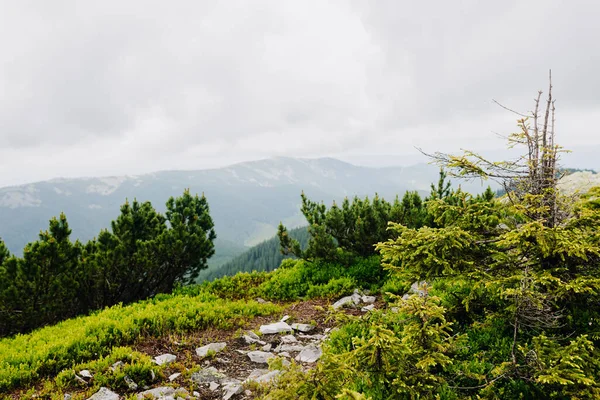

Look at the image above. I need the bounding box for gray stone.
[153,353,177,365]
[193,391,200,397]
[332,293,361,310]
[298,333,326,341]
[259,321,292,334]
[279,351,291,358]
[280,334,298,343]
[296,345,322,363]
[110,361,124,371]
[276,344,305,353]
[222,380,243,400]
[209,382,219,391]
[87,387,119,400]
[191,366,227,384]
[79,369,93,379]
[261,343,272,352]
[64,395,72,400]
[256,298,267,303]
[242,331,266,345]
[280,315,290,322]
[361,304,375,312]
[196,342,227,358]
[291,323,315,333]
[247,350,276,364]
[361,295,376,304]
[136,387,188,399]
[245,369,282,384]
[168,372,181,382]
[124,375,138,390]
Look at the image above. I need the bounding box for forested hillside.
[197,226,310,282]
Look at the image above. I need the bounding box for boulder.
[247,350,276,364]
[153,353,177,366]
[291,323,315,333]
[296,345,322,363]
[196,342,227,358]
[259,321,293,334]
[87,387,119,400]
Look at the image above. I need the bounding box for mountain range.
[0,157,496,266]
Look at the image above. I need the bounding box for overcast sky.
[1,0,599,187]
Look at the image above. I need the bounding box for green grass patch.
[0,292,281,392]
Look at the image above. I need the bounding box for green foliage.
[0,290,281,392]
[0,214,83,335]
[0,190,216,337]
[278,190,432,263]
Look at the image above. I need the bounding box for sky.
[1,0,599,187]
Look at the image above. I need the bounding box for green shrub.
[0,293,281,392]
[306,277,356,299]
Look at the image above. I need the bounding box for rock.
[153,353,177,366]
[137,387,188,399]
[279,351,291,358]
[209,382,219,391]
[74,374,87,385]
[87,387,119,400]
[245,390,253,396]
[280,315,290,322]
[150,370,156,381]
[410,281,428,296]
[296,345,322,363]
[110,361,124,371]
[222,380,243,400]
[261,343,272,352]
[291,323,315,333]
[298,333,326,341]
[245,369,282,384]
[79,369,93,379]
[361,304,375,312]
[168,372,181,382]
[361,295,376,304]
[276,344,305,353]
[64,395,72,400]
[124,375,138,390]
[191,366,227,384]
[280,334,298,343]
[196,342,227,358]
[259,321,293,334]
[256,297,267,303]
[247,350,276,364]
[332,293,361,310]
[193,391,200,397]
[235,349,248,355]
[243,331,266,345]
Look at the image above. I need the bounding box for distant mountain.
[0,157,493,265]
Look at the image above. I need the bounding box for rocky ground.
[27,291,381,400]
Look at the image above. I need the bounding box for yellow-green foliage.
[0,292,281,392]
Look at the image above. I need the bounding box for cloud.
[1,0,599,187]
